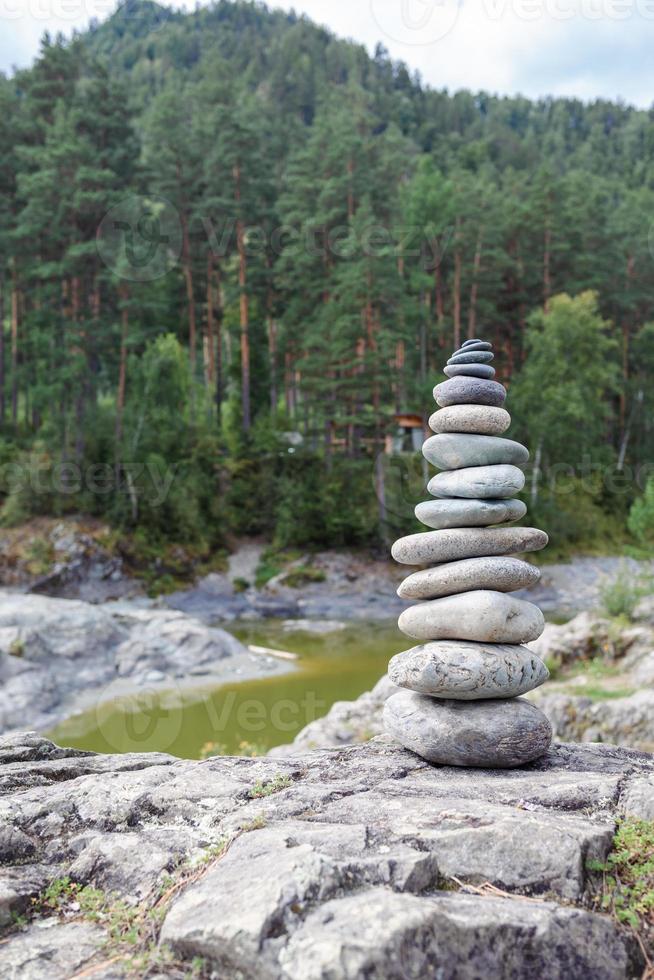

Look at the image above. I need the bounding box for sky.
[1,0,653,107]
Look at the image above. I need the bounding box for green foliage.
[282,566,326,588]
[628,479,654,546]
[247,774,292,798]
[1,2,654,556]
[599,567,653,619]
[588,820,654,942]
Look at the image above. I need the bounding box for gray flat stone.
[462,338,488,347]
[392,526,549,565]
[415,498,526,530]
[384,690,553,767]
[398,556,541,600]
[448,350,494,365]
[429,464,525,499]
[423,434,529,470]
[453,341,492,354]
[444,363,496,379]
[434,377,506,408]
[388,640,549,698]
[429,405,511,436]
[398,591,545,644]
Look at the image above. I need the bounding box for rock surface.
[384,690,553,767]
[422,433,529,470]
[0,731,650,978]
[398,591,545,643]
[398,557,540,599]
[444,363,496,379]
[415,498,527,530]
[429,405,511,435]
[392,527,549,566]
[434,377,507,408]
[0,591,289,735]
[388,641,549,698]
[428,463,526,499]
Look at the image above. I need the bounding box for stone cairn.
[383,338,553,768]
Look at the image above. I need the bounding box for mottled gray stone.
[429,463,526,499]
[392,526,549,565]
[429,405,511,436]
[453,340,492,354]
[434,377,506,408]
[384,690,553,767]
[388,641,549,699]
[448,350,494,365]
[423,434,529,470]
[443,363,496,379]
[0,731,648,978]
[398,590,545,644]
[398,556,541,600]
[415,498,526,530]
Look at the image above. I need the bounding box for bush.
[628,479,654,546]
[599,566,653,620]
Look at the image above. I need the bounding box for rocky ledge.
[0,732,652,978]
[0,592,289,735]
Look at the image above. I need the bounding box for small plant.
[282,565,326,588]
[588,819,654,945]
[247,774,292,798]
[599,567,653,620]
[232,576,250,593]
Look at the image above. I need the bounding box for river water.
[48,620,405,759]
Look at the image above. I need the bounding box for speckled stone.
[428,464,525,499]
[423,434,529,470]
[398,590,545,644]
[434,377,506,408]
[429,405,511,436]
[397,556,540,600]
[388,640,549,699]
[447,351,494,366]
[452,340,492,354]
[391,526,548,566]
[443,363,496,380]
[415,498,526,530]
[383,690,553,767]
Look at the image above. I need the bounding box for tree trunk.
[115,285,129,446]
[181,212,196,377]
[619,254,635,441]
[0,273,5,426]
[530,438,543,506]
[205,252,216,394]
[452,218,462,350]
[10,261,19,426]
[468,228,484,338]
[233,162,250,432]
[543,218,552,313]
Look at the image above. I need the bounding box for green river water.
[48,620,404,759]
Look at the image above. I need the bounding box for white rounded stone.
[391,527,548,566]
[429,405,511,436]
[383,690,552,767]
[423,434,529,470]
[397,591,545,644]
[415,498,526,530]
[388,640,549,698]
[397,557,540,600]
[428,464,525,499]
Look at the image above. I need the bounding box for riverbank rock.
[384,691,553,767]
[0,591,288,735]
[0,731,650,978]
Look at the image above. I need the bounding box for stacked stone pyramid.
[383,338,553,768]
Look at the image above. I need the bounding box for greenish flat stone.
[434,378,506,408]
[443,363,496,380]
[428,464,525,499]
[448,351,495,365]
[423,434,529,470]
[397,590,545,644]
[398,556,540,599]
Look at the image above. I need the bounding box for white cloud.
[0,0,652,108]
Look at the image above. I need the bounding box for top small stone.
[452,341,492,355]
